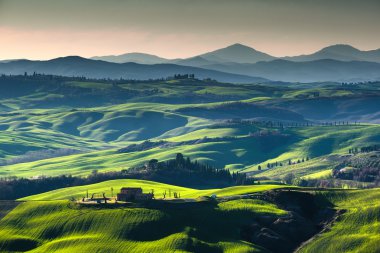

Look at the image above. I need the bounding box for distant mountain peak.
[91,52,169,64]
[48,56,89,62]
[199,43,276,64]
[216,43,262,53]
[319,44,360,53]
[284,44,380,63]
[225,43,252,49]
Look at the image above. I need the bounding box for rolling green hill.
[0,181,379,253]
[2,123,379,179]
[0,199,276,252]
[1,180,289,253]
[20,179,287,201]
[299,188,380,253]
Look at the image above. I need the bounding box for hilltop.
[0,180,378,253]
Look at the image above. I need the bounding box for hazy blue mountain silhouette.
[0,56,267,83]
[283,44,380,63]
[197,43,276,64]
[202,59,380,82]
[91,52,170,64]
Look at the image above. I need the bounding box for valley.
[1,1,379,252]
[0,65,379,253]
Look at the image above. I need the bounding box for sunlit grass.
[299,188,380,253]
[20,179,287,201]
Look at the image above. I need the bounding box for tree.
[284,173,295,185]
[147,159,158,170]
[176,153,185,166]
[258,165,262,171]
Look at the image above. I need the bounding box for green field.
[0,200,275,252]
[299,188,380,253]
[1,181,379,252]
[1,180,290,253]
[1,78,379,181]
[20,179,287,201]
[0,77,379,252]
[2,123,379,178]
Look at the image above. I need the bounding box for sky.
[0,0,379,60]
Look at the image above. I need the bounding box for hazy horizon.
[1,0,380,60]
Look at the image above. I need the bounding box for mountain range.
[91,53,170,64]
[92,43,380,65]
[1,43,380,83]
[283,44,380,62]
[0,56,266,83]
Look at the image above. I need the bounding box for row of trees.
[0,171,129,200]
[349,145,380,154]
[0,153,255,200]
[131,153,254,187]
[172,74,195,80]
[333,167,380,183]
[226,119,360,129]
[281,172,379,188]
[258,157,310,171]
[1,73,170,85]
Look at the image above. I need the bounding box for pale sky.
[0,0,379,60]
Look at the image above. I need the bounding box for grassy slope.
[0,186,288,253]
[20,179,286,201]
[299,188,380,253]
[2,184,379,253]
[1,79,379,179]
[2,124,379,178]
[244,124,380,174]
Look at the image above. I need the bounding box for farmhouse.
[117,187,154,201]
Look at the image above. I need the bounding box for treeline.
[293,178,377,188]
[118,137,237,153]
[333,150,380,183]
[225,118,359,129]
[281,172,379,188]
[0,72,202,85]
[258,157,310,171]
[127,153,252,187]
[0,171,129,200]
[0,74,161,105]
[0,153,253,200]
[341,81,380,87]
[333,167,380,184]
[0,72,169,84]
[349,144,380,154]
